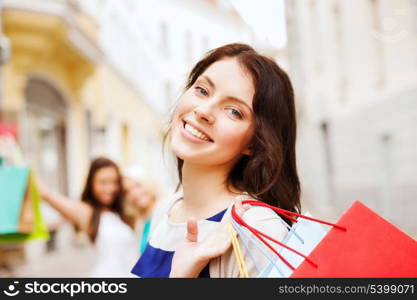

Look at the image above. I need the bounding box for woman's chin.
[170,140,191,160]
[171,148,190,161]
[99,199,114,207]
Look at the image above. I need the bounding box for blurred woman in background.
[37,157,138,277]
[123,176,159,255]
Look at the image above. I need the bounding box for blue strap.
[139,218,152,254]
[279,218,304,245]
[230,217,286,276]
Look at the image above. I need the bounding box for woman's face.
[124,178,154,209]
[92,166,120,206]
[170,58,255,168]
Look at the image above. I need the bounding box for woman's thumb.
[186,218,198,243]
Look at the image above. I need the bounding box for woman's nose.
[193,103,215,124]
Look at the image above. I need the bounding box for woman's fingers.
[33,174,47,197]
[199,222,232,259]
[186,218,198,243]
[234,196,251,217]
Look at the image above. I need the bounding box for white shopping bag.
[231,212,327,277]
[258,213,327,277]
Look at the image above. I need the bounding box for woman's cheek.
[214,131,249,161]
[218,120,251,145]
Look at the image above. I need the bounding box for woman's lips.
[181,120,214,143]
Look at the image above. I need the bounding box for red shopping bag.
[291,201,417,277]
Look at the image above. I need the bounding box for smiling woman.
[36,157,139,277]
[131,43,300,278]
[171,58,255,168]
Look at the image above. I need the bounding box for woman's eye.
[227,108,243,119]
[195,86,208,96]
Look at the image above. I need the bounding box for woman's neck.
[180,161,238,217]
[100,206,112,212]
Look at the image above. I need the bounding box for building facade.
[0,0,277,276]
[0,0,163,274]
[77,0,260,186]
[286,0,417,236]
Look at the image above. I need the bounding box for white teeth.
[184,123,211,141]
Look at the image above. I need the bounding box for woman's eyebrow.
[201,75,215,89]
[226,97,253,113]
[201,74,253,113]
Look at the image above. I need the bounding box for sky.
[230,0,287,49]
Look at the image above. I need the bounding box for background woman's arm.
[36,177,93,232]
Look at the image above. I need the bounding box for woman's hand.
[169,197,251,278]
[33,174,50,199]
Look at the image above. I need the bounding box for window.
[160,23,169,57]
[380,134,393,217]
[369,0,385,88]
[333,0,348,103]
[310,0,322,72]
[185,31,194,63]
[320,121,336,203]
[201,36,209,53]
[165,81,172,107]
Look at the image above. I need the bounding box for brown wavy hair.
[167,43,301,220]
[81,157,134,242]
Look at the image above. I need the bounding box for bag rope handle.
[227,221,249,277]
[231,200,346,271]
[243,200,346,231]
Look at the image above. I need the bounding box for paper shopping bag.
[291,201,417,277]
[0,169,49,243]
[231,200,344,277]
[258,213,327,277]
[229,211,327,278]
[0,166,30,234]
[18,184,35,233]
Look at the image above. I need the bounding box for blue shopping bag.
[0,166,29,234]
[0,165,49,243]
